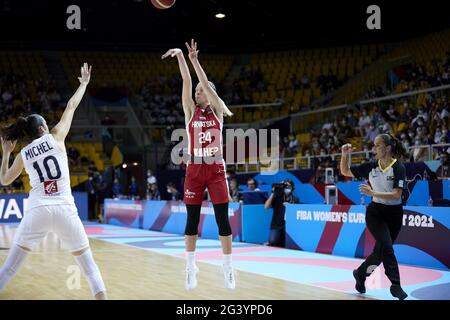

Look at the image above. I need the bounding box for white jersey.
[20,134,75,210]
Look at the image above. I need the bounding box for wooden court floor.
[0,228,370,300]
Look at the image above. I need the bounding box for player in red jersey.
[162,39,235,290]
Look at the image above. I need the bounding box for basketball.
[150,0,176,10]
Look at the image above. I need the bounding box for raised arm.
[51,63,91,143]
[162,49,195,124]
[185,39,233,117]
[264,192,275,209]
[340,143,355,177]
[0,138,23,186]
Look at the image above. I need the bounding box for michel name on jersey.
[24,141,54,160]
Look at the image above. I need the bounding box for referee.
[340,133,408,300]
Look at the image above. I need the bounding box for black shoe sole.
[353,270,366,294]
[390,286,408,300]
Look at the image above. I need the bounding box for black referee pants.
[357,202,403,285]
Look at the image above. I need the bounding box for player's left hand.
[359,184,374,197]
[78,62,92,85]
[161,48,182,59]
[0,136,17,154]
[185,39,199,60]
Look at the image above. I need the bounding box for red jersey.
[187,105,223,159]
[184,105,229,205]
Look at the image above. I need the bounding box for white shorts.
[14,204,89,252]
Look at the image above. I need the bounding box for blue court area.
[86,223,450,300]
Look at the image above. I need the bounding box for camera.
[272,180,294,198]
[272,183,285,197]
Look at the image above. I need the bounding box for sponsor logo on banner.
[106,203,143,210]
[0,198,24,220]
[1,194,86,222]
[296,210,365,224]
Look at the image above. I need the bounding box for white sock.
[0,245,28,291]
[186,251,196,269]
[223,254,232,267]
[74,248,106,296]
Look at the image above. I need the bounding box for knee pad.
[213,203,232,237]
[185,205,201,236]
[74,248,106,296]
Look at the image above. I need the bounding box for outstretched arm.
[0,138,23,186]
[51,63,92,143]
[162,49,195,124]
[186,39,233,117]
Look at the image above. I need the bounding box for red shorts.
[184,162,229,205]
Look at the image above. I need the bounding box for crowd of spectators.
[228,67,342,106]
[362,52,450,101]
[135,75,224,126]
[0,72,67,193]
[296,91,449,180]
[0,73,64,125]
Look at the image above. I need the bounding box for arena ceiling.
[1,0,449,52]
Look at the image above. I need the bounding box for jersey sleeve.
[393,162,407,190]
[350,162,374,180]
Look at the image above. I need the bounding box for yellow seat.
[396,122,407,134]
[94,159,104,171]
[313,88,321,99]
[70,176,78,187]
[302,95,311,106]
[244,111,253,123]
[78,175,89,184]
[253,111,262,122]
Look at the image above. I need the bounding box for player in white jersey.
[0,63,107,300]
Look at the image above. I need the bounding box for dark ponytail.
[0,114,45,143]
[379,133,409,159]
[392,138,409,160]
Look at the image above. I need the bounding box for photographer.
[264,180,299,247]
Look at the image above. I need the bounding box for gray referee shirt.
[350,159,406,205]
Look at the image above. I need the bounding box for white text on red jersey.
[191,120,216,128]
